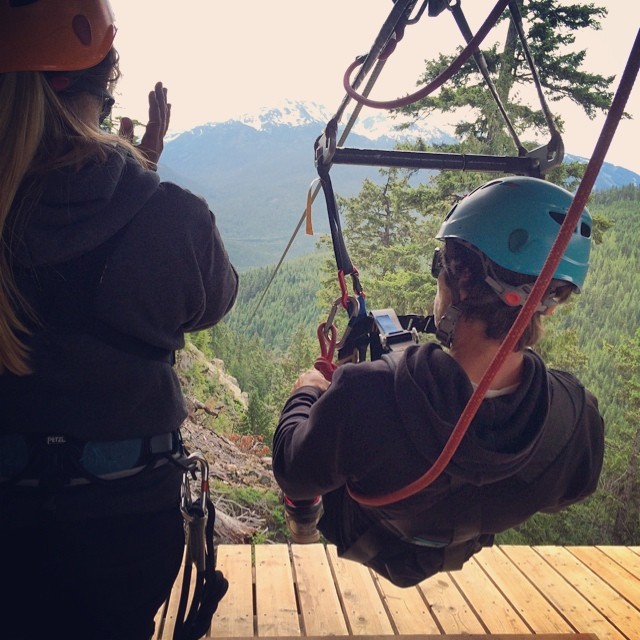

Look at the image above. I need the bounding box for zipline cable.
[347,27,640,507]
[251,0,419,316]
[250,59,389,318]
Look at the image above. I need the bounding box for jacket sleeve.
[272,366,362,500]
[96,182,238,349]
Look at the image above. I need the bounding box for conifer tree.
[400,0,613,162]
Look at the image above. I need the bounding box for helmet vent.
[508,228,529,253]
[72,15,93,46]
[549,210,592,238]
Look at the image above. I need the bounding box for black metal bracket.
[315,133,564,178]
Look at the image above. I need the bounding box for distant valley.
[157,101,640,270]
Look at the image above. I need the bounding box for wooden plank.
[254,544,300,636]
[153,599,168,640]
[419,571,486,635]
[474,546,575,634]
[598,546,640,581]
[209,544,254,638]
[372,573,440,634]
[448,553,531,634]
[326,544,395,635]
[502,545,627,640]
[209,634,600,639]
[536,546,640,640]
[291,543,349,636]
[568,546,640,610]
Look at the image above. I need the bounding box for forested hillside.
[224,251,328,352]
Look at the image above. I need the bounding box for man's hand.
[118,81,171,169]
[291,368,331,394]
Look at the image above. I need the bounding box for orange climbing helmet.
[0,0,116,74]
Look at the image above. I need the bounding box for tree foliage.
[401,0,612,151]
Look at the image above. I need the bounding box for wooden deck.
[154,544,640,640]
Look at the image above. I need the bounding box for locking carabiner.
[323,295,360,349]
[180,452,210,572]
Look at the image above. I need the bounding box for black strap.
[316,156,356,278]
[174,498,229,640]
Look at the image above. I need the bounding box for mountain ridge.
[158,100,640,270]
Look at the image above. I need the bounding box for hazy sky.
[109,1,639,174]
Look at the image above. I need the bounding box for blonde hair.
[0,53,145,375]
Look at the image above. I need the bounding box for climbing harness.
[0,431,182,488]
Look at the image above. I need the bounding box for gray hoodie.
[2,148,238,440]
[273,342,604,586]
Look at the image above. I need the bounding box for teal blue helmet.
[436,176,592,290]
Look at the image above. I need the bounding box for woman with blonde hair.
[0,2,238,638]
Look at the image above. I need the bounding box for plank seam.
[286,543,306,635]
[324,545,355,635]
[445,570,491,635]
[493,545,579,634]
[370,570,401,635]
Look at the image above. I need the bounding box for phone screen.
[376,314,402,335]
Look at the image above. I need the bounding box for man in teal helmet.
[273,176,604,588]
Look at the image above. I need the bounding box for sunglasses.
[431,247,443,279]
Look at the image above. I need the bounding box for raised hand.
[118,81,171,169]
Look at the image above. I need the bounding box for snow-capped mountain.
[199,99,456,145]
[158,100,639,270]
[235,100,332,131]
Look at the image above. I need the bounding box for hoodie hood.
[11,148,160,266]
[394,343,550,486]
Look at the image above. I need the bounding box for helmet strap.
[435,304,463,348]
[482,261,556,314]
[459,241,558,314]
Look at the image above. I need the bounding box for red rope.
[348,28,640,507]
[343,0,510,110]
[315,323,338,382]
